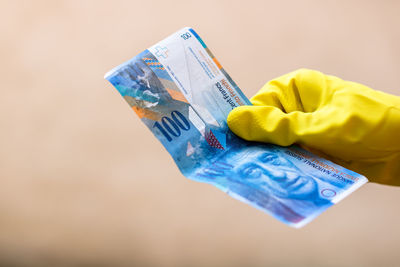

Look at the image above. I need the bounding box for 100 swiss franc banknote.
[105,27,368,227]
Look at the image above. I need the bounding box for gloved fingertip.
[227,105,276,141]
[227,105,301,145]
[227,106,252,134]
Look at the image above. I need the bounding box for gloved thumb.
[227,105,321,147]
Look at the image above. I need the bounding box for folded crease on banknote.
[105,27,367,228]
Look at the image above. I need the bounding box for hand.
[227,69,400,186]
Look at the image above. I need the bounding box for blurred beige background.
[1,0,400,266]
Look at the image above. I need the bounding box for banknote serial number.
[153,110,191,142]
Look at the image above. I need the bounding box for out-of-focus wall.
[1,0,399,266]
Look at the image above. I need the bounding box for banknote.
[105,27,368,227]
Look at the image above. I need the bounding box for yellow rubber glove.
[227,69,400,186]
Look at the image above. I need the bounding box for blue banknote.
[105,27,367,227]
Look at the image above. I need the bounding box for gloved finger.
[227,104,327,146]
[251,69,334,113]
